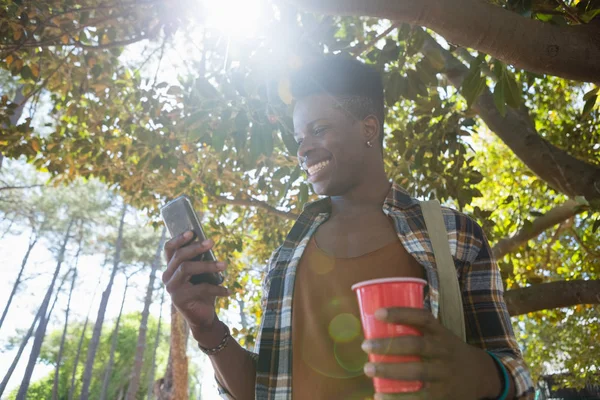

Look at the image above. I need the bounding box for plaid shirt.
[219,183,535,399]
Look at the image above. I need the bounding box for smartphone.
[160,195,224,286]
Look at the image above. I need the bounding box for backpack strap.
[420,200,466,342]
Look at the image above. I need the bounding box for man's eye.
[313,127,328,136]
[295,138,303,145]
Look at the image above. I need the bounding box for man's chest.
[312,213,425,279]
[314,213,399,257]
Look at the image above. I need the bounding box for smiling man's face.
[293,94,371,196]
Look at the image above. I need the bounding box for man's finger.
[375,307,440,334]
[362,335,447,359]
[162,238,215,284]
[165,260,226,292]
[164,231,194,262]
[373,390,430,400]
[364,361,446,383]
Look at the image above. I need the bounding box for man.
[162,57,535,399]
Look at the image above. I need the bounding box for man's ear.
[362,115,380,145]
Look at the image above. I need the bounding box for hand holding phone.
[160,196,224,286]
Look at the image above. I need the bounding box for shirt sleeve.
[216,247,281,398]
[461,219,536,399]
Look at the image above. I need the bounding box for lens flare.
[328,313,361,343]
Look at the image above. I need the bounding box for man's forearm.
[473,347,516,399]
[191,320,256,400]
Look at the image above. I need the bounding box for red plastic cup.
[352,277,427,394]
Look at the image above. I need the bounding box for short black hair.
[290,56,385,149]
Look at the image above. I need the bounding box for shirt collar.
[301,182,418,215]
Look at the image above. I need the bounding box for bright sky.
[0,218,236,398]
[1,0,267,396]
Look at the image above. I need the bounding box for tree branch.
[212,193,298,220]
[351,22,400,57]
[569,227,600,257]
[492,199,586,258]
[18,49,75,108]
[72,35,151,49]
[0,185,43,192]
[289,0,600,82]
[504,279,600,316]
[420,31,600,202]
[553,0,584,24]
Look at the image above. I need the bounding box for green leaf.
[195,76,219,98]
[280,130,299,155]
[20,65,33,80]
[461,63,486,108]
[298,183,309,207]
[233,130,247,153]
[493,81,507,117]
[386,73,406,106]
[469,171,484,184]
[581,8,600,23]
[593,218,600,234]
[167,86,184,96]
[280,165,301,202]
[249,126,262,165]
[249,124,274,165]
[212,120,231,152]
[273,167,290,181]
[583,88,598,102]
[186,110,208,131]
[503,72,522,108]
[461,118,476,127]
[425,48,446,71]
[406,70,428,98]
[492,60,504,82]
[582,95,597,118]
[535,13,553,22]
[235,111,249,131]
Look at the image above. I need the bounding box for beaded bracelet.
[198,323,231,356]
[486,351,510,400]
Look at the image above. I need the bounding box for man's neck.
[329,173,392,219]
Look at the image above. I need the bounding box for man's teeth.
[307,160,330,175]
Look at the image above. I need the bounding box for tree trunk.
[154,304,189,400]
[419,31,600,202]
[1,216,16,240]
[99,281,129,400]
[68,261,108,400]
[52,268,78,400]
[147,289,166,400]
[0,229,38,331]
[0,306,41,397]
[80,203,127,400]
[170,305,189,400]
[126,228,166,400]
[505,279,600,315]
[52,228,83,400]
[0,276,69,397]
[16,219,74,400]
[492,199,585,259]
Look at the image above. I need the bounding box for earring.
[366,140,373,148]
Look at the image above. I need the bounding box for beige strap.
[420,200,466,341]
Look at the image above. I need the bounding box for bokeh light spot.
[328,313,361,343]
